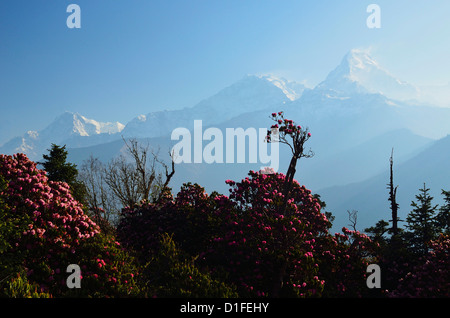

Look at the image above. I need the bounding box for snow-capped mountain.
[0,112,124,161]
[2,49,450,182]
[2,48,445,235]
[37,112,124,139]
[121,74,308,138]
[0,75,306,160]
[315,49,421,102]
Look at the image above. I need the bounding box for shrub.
[117,183,219,263]
[0,153,139,297]
[141,233,237,298]
[389,234,450,297]
[118,170,376,297]
[2,272,51,298]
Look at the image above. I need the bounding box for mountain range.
[1,48,449,233]
[0,112,124,160]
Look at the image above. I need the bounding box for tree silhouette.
[387,148,400,237]
[436,189,450,234]
[267,112,313,211]
[40,144,86,204]
[405,183,439,255]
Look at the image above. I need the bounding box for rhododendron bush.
[118,170,376,297]
[117,112,378,297]
[0,153,139,297]
[388,234,450,297]
[2,110,448,298]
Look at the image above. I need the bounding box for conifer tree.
[40,144,86,204]
[436,189,450,234]
[405,183,439,255]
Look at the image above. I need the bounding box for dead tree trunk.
[388,148,399,237]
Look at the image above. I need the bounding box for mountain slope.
[297,128,432,189]
[0,112,124,161]
[315,49,421,102]
[2,49,450,235]
[318,134,450,233]
[121,75,307,138]
[64,49,449,205]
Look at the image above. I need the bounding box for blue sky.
[1,0,450,144]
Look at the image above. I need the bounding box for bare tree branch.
[347,209,358,232]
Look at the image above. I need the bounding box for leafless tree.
[79,138,175,226]
[116,137,175,205]
[104,153,142,209]
[347,209,358,231]
[387,148,399,236]
[79,155,121,226]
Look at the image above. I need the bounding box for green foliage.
[436,189,450,234]
[1,134,449,298]
[389,234,450,297]
[405,183,439,255]
[365,219,390,247]
[61,233,141,297]
[40,144,87,204]
[118,172,376,298]
[142,233,237,298]
[0,175,31,292]
[0,153,139,298]
[364,185,450,296]
[2,272,51,298]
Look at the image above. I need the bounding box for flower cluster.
[267,111,311,142]
[0,153,98,256]
[117,182,216,262]
[209,171,377,297]
[117,169,376,297]
[209,170,328,297]
[315,227,377,297]
[388,234,450,297]
[0,153,139,296]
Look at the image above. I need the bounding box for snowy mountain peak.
[344,49,381,80]
[316,49,421,101]
[256,74,306,101]
[121,74,308,138]
[48,111,125,137]
[0,111,125,161]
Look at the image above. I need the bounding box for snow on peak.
[344,49,381,79]
[26,130,39,139]
[52,112,124,137]
[257,74,306,101]
[121,74,308,139]
[0,111,126,161]
[78,114,125,135]
[316,49,421,101]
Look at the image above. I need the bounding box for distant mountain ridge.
[120,74,307,139]
[0,112,124,160]
[316,49,421,102]
[1,74,307,161]
[3,49,448,233]
[318,134,450,233]
[3,50,449,162]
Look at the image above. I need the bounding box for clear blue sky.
[1,0,450,144]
